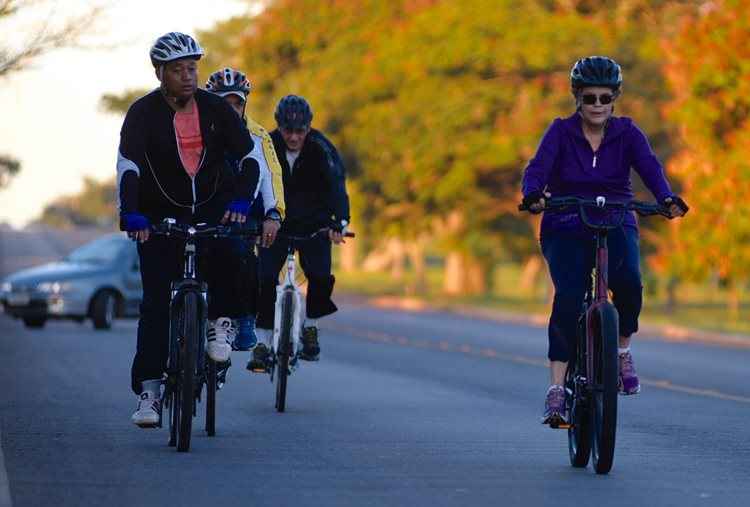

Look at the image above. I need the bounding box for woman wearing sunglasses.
[520,56,688,426]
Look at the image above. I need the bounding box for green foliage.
[100,89,150,115]
[37,177,117,228]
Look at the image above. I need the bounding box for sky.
[0,0,255,228]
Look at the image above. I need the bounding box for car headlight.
[36,281,71,293]
[0,282,10,293]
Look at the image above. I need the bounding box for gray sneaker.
[542,385,567,426]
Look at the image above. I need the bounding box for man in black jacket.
[118,32,261,427]
[249,95,350,370]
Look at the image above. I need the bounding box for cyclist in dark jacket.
[118,32,261,427]
[521,56,688,426]
[249,95,350,370]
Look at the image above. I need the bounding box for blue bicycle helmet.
[570,56,622,93]
[274,95,313,129]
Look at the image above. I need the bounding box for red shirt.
[174,100,203,178]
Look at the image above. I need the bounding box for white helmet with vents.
[149,32,204,67]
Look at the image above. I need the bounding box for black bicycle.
[151,220,258,452]
[520,196,670,474]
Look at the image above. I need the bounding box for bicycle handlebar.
[150,220,261,240]
[279,228,356,242]
[518,196,672,230]
[519,196,671,216]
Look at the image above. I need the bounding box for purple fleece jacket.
[522,113,673,236]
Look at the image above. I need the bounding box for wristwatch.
[265,209,282,222]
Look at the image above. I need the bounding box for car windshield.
[65,236,125,265]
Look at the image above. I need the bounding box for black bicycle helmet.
[150,32,204,67]
[274,95,313,129]
[205,68,251,100]
[570,56,622,93]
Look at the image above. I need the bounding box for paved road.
[1,300,748,507]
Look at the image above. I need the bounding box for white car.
[0,233,142,329]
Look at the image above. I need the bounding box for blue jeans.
[541,227,642,362]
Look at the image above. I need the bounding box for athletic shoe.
[131,391,160,428]
[299,326,320,361]
[542,385,567,426]
[619,351,641,395]
[207,317,233,363]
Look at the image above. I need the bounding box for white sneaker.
[207,317,233,363]
[132,391,160,427]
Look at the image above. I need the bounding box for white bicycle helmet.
[149,32,204,67]
[205,68,251,101]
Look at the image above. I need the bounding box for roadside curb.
[344,294,750,350]
[0,427,12,507]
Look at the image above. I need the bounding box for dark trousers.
[131,236,243,394]
[256,234,337,330]
[541,227,642,363]
[229,238,258,317]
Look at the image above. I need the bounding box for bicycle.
[261,228,354,413]
[150,219,258,452]
[520,195,670,474]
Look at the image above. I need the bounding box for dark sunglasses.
[581,93,614,105]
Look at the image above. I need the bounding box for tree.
[1,0,104,188]
[36,177,117,228]
[655,0,750,314]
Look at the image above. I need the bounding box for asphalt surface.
[1,300,749,507]
[1,228,749,506]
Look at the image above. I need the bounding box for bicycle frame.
[271,247,304,366]
[584,229,611,388]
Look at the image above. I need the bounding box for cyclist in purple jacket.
[521,56,688,425]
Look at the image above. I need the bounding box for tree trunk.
[443,251,485,295]
[339,238,358,273]
[728,283,741,320]
[519,255,543,292]
[406,240,427,296]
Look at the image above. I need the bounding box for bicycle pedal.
[556,423,573,430]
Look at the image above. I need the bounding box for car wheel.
[23,317,46,328]
[92,291,116,330]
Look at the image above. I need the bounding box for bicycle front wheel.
[275,290,294,413]
[568,313,591,467]
[590,303,619,474]
[177,292,199,452]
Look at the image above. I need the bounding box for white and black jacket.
[117,88,260,226]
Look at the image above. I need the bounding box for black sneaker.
[246,343,270,373]
[299,326,320,361]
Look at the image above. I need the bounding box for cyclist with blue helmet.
[118,32,262,427]
[205,67,285,351]
[521,56,688,426]
[249,95,350,370]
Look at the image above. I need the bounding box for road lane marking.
[326,323,750,405]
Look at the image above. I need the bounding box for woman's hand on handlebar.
[522,191,551,214]
[122,212,151,243]
[662,195,689,219]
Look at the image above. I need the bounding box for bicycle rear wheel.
[177,292,199,452]
[205,357,216,436]
[275,290,294,413]
[568,313,591,467]
[590,303,619,474]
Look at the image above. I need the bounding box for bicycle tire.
[275,290,294,413]
[590,303,619,474]
[177,292,199,452]
[205,357,216,436]
[568,313,591,467]
[167,302,182,448]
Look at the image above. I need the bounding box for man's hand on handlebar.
[222,199,250,225]
[261,218,280,248]
[122,212,151,243]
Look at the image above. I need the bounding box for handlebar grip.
[344,231,356,238]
